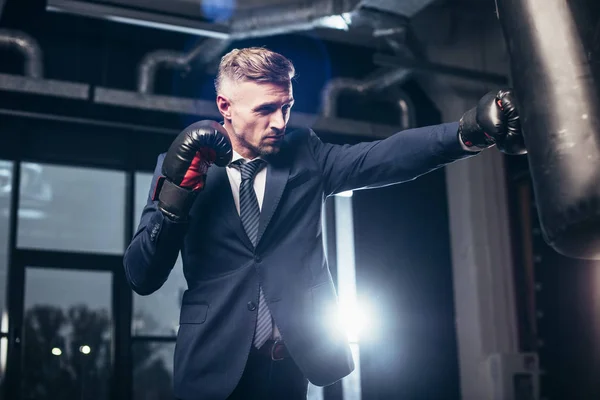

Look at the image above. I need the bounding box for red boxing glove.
[179,148,217,191]
[153,120,232,220]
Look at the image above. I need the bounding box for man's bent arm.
[308,122,477,196]
[123,154,188,295]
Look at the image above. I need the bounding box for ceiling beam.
[373,53,509,85]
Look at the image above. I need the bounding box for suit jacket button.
[247,301,257,311]
[254,255,262,263]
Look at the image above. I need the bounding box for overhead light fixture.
[102,15,229,39]
[46,0,229,39]
[317,15,351,30]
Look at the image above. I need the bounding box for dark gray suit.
[123,122,472,399]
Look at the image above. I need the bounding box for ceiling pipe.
[0,29,89,99]
[318,7,416,130]
[137,38,232,94]
[395,92,414,131]
[0,29,43,78]
[321,68,415,130]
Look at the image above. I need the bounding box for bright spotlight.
[79,345,91,355]
[51,347,62,356]
[337,302,372,343]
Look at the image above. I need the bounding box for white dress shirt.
[225,150,281,340]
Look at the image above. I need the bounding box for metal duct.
[351,6,408,38]
[137,38,231,93]
[137,0,359,94]
[358,0,439,19]
[0,29,43,78]
[321,68,415,129]
[229,0,356,40]
[0,30,89,99]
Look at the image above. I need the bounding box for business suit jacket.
[123,121,473,400]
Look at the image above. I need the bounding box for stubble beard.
[233,131,282,159]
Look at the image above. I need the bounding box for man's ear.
[216,95,231,119]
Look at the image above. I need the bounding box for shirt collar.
[230,149,246,164]
[229,149,265,166]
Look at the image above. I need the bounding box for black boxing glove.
[152,120,232,221]
[458,88,527,155]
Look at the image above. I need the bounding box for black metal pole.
[4,151,24,400]
[111,145,135,400]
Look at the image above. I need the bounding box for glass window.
[0,160,12,389]
[22,267,112,400]
[0,160,12,324]
[17,162,126,254]
[132,172,186,337]
[132,341,175,400]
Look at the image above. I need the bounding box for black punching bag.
[495,0,600,259]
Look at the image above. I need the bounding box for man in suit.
[123,47,526,400]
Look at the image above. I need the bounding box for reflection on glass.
[0,160,11,319]
[335,195,362,399]
[22,268,112,400]
[132,341,175,400]
[0,160,11,387]
[17,162,126,254]
[132,173,186,337]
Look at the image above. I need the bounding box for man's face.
[217,80,294,159]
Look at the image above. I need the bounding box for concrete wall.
[408,2,530,399]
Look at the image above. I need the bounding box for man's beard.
[258,141,283,156]
[236,131,283,157]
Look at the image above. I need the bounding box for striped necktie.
[237,159,273,348]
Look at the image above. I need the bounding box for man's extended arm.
[308,121,472,196]
[308,89,526,196]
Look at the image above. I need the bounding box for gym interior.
[0,0,599,399]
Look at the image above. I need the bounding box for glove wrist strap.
[153,177,198,221]
[459,107,495,150]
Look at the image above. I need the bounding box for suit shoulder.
[286,127,312,140]
[284,127,319,148]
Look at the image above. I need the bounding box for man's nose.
[270,110,286,132]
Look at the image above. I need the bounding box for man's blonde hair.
[215,47,296,94]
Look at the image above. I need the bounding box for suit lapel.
[205,165,254,251]
[257,157,290,245]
